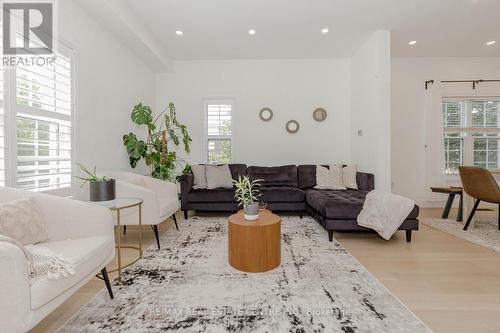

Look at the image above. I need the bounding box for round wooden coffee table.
[228,211,281,273]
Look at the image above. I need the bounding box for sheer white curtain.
[424,81,446,202]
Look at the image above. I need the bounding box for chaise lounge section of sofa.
[180,164,419,242]
[297,165,419,242]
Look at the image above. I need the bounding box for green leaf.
[123,133,147,163]
[129,156,140,168]
[169,129,179,145]
[131,103,154,127]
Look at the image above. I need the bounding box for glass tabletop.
[91,197,143,210]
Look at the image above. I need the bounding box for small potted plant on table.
[233,176,262,220]
[76,163,116,202]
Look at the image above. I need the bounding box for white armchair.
[0,186,115,333]
[103,171,179,249]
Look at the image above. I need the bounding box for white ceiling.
[115,0,500,60]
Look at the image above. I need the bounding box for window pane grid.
[16,115,72,191]
[443,133,463,174]
[208,139,231,164]
[205,102,232,164]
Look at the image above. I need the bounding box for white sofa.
[0,187,115,333]
[103,171,179,249]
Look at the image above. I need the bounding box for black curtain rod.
[425,79,500,90]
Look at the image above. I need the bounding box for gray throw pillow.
[0,197,48,245]
[191,165,208,189]
[206,164,233,189]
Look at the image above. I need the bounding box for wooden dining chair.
[458,166,500,231]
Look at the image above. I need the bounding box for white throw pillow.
[191,165,208,189]
[343,165,358,189]
[206,164,233,189]
[0,197,48,245]
[315,165,346,190]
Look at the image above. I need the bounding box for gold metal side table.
[95,197,143,280]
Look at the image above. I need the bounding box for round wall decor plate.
[259,108,273,121]
[286,120,300,134]
[313,108,327,122]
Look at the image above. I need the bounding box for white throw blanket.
[0,235,75,280]
[357,190,415,240]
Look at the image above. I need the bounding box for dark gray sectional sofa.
[180,164,419,242]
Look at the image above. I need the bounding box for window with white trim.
[442,98,500,174]
[0,59,5,187]
[203,100,232,164]
[0,42,73,192]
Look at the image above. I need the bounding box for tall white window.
[203,99,232,164]
[0,47,73,193]
[442,98,500,174]
[0,60,5,187]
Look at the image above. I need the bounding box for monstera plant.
[123,102,192,181]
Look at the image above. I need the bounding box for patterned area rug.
[422,217,500,253]
[59,216,431,333]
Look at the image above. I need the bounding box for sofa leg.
[299,210,303,219]
[172,214,179,231]
[328,230,333,242]
[183,210,188,220]
[405,230,412,243]
[101,268,114,299]
[151,225,160,249]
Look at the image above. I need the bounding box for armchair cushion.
[0,197,48,245]
[29,235,114,310]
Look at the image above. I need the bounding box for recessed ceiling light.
[409,40,417,45]
[248,29,256,35]
[487,40,496,46]
[175,30,183,36]
[321,28,329,34]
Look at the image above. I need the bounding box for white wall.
[392,57,500,205]
[350,31,392,190]
[156,59,352,166]
[59,0,155,187]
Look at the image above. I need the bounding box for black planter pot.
[89,179,116,202]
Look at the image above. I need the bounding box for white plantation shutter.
[442,100,463,128]
[0,59,5,186]
[0,24,74,193]
[14,53,73,191]
[204,100,232,163]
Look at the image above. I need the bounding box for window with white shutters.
[0,57,5,187]
[0,28,73,193]
[442,98,500,173]
[204,100,232,164]
[13,54,73,191]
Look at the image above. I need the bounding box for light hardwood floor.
[30,208,500,333]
